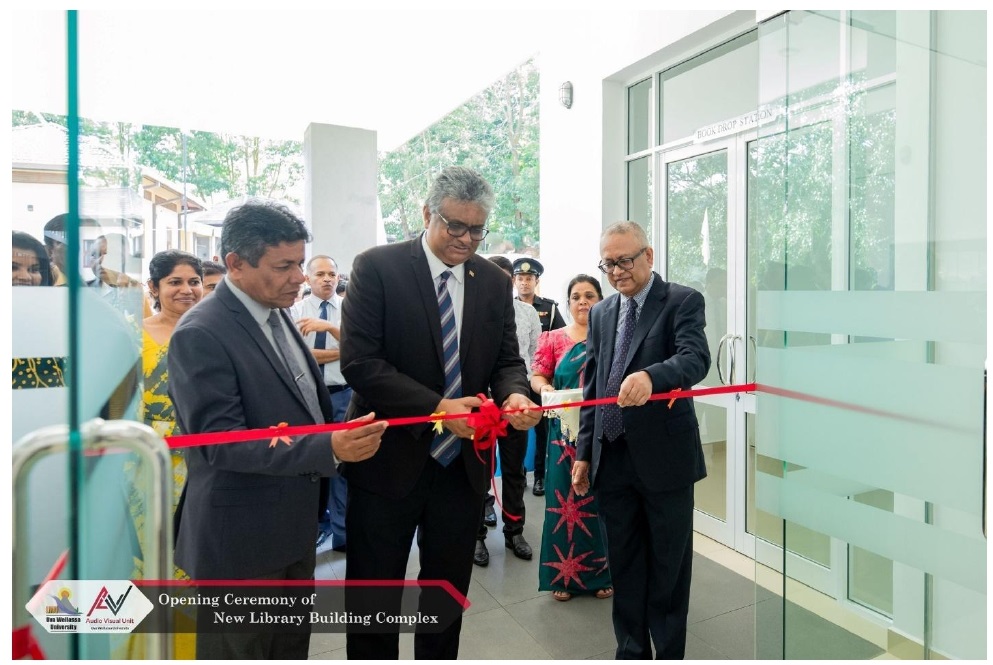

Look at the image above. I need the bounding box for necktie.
[267,309,324,423]
[602,299,638,442]
[314,300,329,351]
[430,270,462,466]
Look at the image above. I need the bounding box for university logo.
[30,581,153,634]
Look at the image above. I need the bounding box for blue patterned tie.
[602,299,638,442]
[430,270,462,466]
[314,300,329,350]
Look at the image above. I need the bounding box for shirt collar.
[421,232,465,285]
[306,292,340,309]
[225,275,273,327]
[622,273,655,311]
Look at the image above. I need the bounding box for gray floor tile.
[504,591,616,659]
[688,554,757,625]
[686,629,730,660]
[459,607,554,660]
[782,602,883,660]
[587,648,616,659]
[465,577,502,617]
[688,602,757,659]
[307,631,347,657]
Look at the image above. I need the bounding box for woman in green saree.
[531,274,613,601]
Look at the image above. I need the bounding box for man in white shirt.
[290,254,350,552]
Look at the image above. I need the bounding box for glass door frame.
[657,136,748,550]
[657,130,837,599]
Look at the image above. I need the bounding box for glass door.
[753,9,987,659]
[11,11,174,659]
[661,140,741,548]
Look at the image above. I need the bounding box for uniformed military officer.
[512,257,565,496]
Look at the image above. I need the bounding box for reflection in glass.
[627,156,652,245]
[693,401,727,521]
[666,150,727,386]
[627,77,652,154]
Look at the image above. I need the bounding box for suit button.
[311,474,319,483]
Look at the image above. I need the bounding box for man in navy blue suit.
[574,221,710,659]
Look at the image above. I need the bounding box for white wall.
[537,10,742,307]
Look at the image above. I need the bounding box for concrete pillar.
[303,123,380,275]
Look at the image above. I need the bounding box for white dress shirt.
[290,292,346,387]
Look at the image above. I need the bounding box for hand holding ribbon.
[500,392,541,430]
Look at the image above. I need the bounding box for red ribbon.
[163,384,756,526]
[12,625,45,660]
[164,383,756,450]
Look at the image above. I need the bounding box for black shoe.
[473,540,490,567]
[532,478,545,496]
[505,534,533,560]
[483,502,497,527]
[316,527,331,548]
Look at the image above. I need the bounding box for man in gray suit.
[168,199,386,659]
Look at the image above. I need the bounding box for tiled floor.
[308,474,885,660]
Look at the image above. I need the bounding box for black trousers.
[476,425,528,538]
[596,437,695,660]
[195,551,315,659]
[345,457,484,660]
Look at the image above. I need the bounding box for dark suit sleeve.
[644,290,710,391]
[577,305,601,463]
[168,323,336,477]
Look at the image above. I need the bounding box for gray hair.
[424,166,495,216]
[601,221,649,249]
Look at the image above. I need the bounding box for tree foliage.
[379,58,540,252]
[12,111,305,205]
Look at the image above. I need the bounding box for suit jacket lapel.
[600,296,620,391]
[217,282,307,409]
[460,256,479,363]
[626,275,668,368]
[410,240,446,369]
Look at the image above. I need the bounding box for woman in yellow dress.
[131,249,203,657]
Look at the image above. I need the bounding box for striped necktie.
[430,270,462,466]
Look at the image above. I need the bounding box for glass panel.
[756,9,986,660]
[627,77,652,154]
[666,149,727,387]
[626,155,652,244]
[693,402,727,521]
[660,30,758,144]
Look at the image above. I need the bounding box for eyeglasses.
[436,212,489,241]
[598,247,648,274]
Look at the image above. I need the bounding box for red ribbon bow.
[467,394,508,459]
[466,394,521,522]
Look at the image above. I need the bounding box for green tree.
[379,58,540,251]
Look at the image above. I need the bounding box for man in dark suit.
[340,166,540,659]
[573,221,710,659]
[168,199,386,659]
